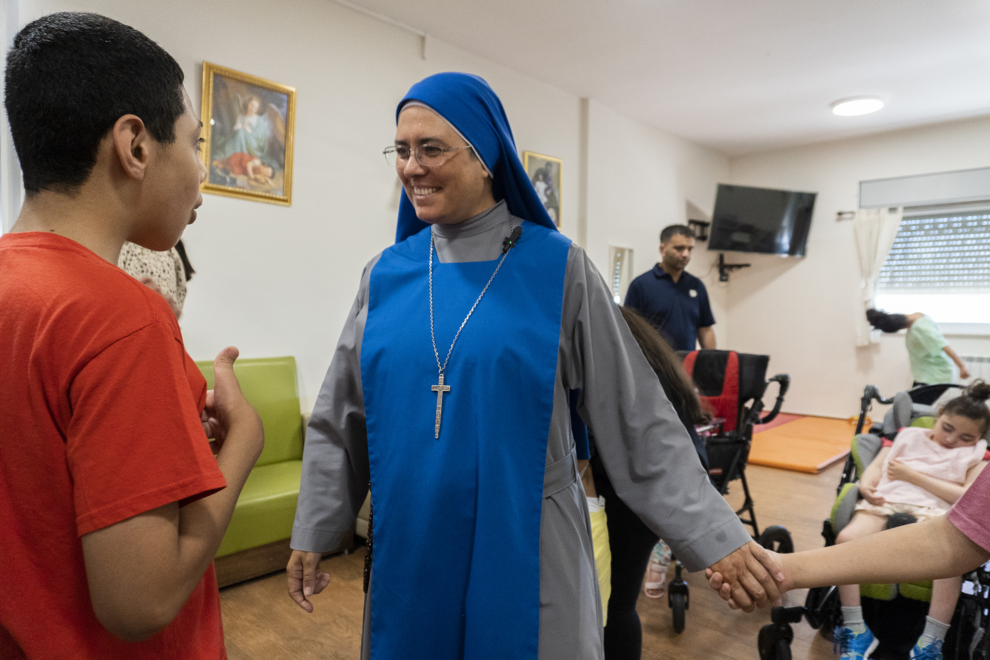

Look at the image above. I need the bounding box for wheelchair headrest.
[883,391,913,437]
[882,391,937,438]
[681,350,770,402]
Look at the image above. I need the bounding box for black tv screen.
[708,184,816,256]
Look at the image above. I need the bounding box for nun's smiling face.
[394,105,495,225]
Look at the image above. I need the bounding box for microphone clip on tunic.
[502,226,523,253]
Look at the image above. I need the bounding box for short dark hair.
[660,224,695,244]
[5,12,186,194]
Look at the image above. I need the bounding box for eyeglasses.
[383,144,473,167]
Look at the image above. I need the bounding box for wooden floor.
[220,462,846,659]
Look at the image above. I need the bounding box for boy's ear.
[111,114,150,181]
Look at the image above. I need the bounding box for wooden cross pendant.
[431,372,451,439]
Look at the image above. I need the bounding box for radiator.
[960,355,990,384]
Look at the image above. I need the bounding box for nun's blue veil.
[394,72,557,243]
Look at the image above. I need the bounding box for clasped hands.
[286,540,789,614]
[705,541,788,612]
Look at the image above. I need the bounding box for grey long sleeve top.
[291,201,751,658]
[292,203,750,570]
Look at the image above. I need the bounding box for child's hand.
[859,482,886,506]
[886,459,915,484]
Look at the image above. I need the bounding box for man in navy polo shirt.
[625,224,716,351]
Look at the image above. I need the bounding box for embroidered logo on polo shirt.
[689,289,697,298]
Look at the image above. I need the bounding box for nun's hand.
[704,541,783,612]
[287,550,330,613]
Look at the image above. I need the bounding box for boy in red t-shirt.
[0,12,264,659]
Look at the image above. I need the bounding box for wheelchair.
[665,349,792,633]
[758,383,990,660]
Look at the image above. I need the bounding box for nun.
[288,72,778,660]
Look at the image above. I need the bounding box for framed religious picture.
[200,62,296,205]
[522,151,562,227]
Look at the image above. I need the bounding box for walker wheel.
[757,525,794,554]
[671,592,686,633]
[803,585,837,630]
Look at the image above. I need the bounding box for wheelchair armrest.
[757,374,790,425]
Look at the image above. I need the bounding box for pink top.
[947,464,990,552]
[876,426,987,510]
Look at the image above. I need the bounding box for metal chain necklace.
[429,232,511,438]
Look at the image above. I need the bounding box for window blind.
[877,210,990,292]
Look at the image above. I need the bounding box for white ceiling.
[340,0,990,156]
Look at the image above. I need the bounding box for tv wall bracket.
[718,253,750,282]
[687,219,710,241]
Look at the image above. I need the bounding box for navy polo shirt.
[624,265,715,351]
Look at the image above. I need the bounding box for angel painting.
[201,63,295,205]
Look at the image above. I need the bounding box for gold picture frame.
[200,62,295,206]
[522,151,562,227]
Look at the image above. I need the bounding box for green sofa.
[196,356,351,586]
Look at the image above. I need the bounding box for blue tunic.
[361,221,570,659]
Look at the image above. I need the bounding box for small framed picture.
[522,151,562,227]
[200,62,296,206]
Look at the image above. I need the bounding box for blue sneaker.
[834,625,879,659]
[910,639,943,660]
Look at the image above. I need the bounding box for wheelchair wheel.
[757,624,773,660]
[757,525,794,554]
[758,621,794,660]
[803,585,838,630]
[671,593,686,633]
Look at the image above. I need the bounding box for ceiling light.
[831,97,884,116]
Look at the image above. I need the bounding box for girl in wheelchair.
[834,381,990,660]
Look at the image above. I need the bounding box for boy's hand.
[201,347,263,457]
[287,550,331,613]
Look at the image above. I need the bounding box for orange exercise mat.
[748,415,854,474]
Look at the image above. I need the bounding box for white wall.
[14,0,729,410]
[585,99,731,341]
[12,0,585,408]
[726,115,990,418]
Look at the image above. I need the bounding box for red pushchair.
[664,349,792,632]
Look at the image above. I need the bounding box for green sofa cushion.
[216,460,303,557]
[196,356,304,467]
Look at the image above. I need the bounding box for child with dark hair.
[0,12,263,658]
[866,309,970,386]
[830,381,990,660]
[591,306,712,660]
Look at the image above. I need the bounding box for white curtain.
[854,207,903,346]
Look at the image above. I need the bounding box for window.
[875,207,990,328]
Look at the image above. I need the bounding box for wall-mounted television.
[708,184,816,257]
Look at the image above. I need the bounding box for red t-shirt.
[0,233,228,659]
